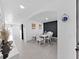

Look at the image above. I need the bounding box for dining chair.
[36,35,44,45]
[46,31,53,44]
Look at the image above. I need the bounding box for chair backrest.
[47,31,53,37]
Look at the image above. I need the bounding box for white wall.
[0,1,5,23]
[25,20,43,41]
[57,0,76,59]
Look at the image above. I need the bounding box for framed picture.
[32,23,36,29]
[39,24,42,29]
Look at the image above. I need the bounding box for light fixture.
[20,5,25,9]
[45,17,49,20]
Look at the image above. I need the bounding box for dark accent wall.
[43,21,57,37]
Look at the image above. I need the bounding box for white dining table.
[40,34,48,39]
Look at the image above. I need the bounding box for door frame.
[76,0,78,59]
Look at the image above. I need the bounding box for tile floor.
[13,39,57,59]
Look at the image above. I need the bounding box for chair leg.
[49,39,52,44]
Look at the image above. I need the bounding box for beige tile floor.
[14,39,57,59]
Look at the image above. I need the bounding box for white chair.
[46,31,53,43]
[36,35,44,45]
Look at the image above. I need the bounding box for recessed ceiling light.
[20,5,24,9]
[45,17,49,20]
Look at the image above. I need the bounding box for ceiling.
[29,11,57,23]
[0,0,57,23]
